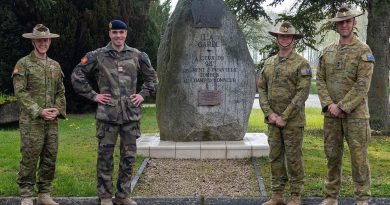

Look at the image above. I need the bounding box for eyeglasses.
[111,30,126,34]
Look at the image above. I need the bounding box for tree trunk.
[367,0,390,135]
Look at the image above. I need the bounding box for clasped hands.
[40,108,59,121]
[94,93,144,107]
[328,103,346,118]
[268,113,287,128]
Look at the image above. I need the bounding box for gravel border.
[132,159,259,197]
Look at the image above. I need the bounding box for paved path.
[253,94,321,109]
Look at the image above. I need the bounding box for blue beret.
[109,20,128,30]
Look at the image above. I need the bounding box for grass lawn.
[0,107,389,197]
[0,108,156,196]
[252,108,390,197]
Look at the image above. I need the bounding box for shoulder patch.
[362,54,375,62]
[80,56,88,65]
[13,65,20,74]
[367,55,375,61]
[301,68,312,76]
[11,65,24,77]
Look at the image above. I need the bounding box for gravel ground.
[133,159,260,197]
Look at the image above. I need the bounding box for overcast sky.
[160,0,296,13]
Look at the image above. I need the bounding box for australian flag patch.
[367,55,375,61]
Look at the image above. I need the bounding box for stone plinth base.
[136,133,269,159]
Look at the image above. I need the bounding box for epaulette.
[140,52,152,67]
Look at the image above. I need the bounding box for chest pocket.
[323,51,337,74]
[344,55,359,80]
[278,64,298,83]
[262,63,274,83]
[118,59,138,80]
[27,65,45,89]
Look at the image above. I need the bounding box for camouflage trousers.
[323,117,371,201]
[267,124,305,194]
[96,120,140,199]
[17,121,59,197]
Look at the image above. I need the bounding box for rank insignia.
[283,27,288,32]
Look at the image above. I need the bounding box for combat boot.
[356,200,368,205]
[318,197,338,205]
[114,197,137,205]
[286,194,301,205]
[37,193,59,205]
[261,193,285,205]
[21,197,33,205]
[100,198,113,205]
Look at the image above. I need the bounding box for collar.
[276,51,296,64]
[336,35,358,47]
[106,42,132,52]
[29,51,47,62]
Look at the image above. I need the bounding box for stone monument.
[156,0,255,141]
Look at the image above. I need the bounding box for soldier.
[258,22,312,205]
[317,7,374,205]
[13,24,66,205]
[71,20,157,205]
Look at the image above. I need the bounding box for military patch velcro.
[301,68,312,76]
[362,54,375,62]
[13,65,20,74]
[367,55,375,61]
[80,56,88,65]
[11,65,24,77]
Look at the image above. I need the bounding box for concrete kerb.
[1,197,390,205]
[252,157,268,197]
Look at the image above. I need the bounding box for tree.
[145,0,171,66]
[0,0,24,94]
[225,0,389,134]
[0,0,156,112]
[366,0,390,134]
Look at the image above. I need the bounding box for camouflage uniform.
[13,51,66,197]
[71,42,157,200]
[317,35,374,201]
[258,51,312,195]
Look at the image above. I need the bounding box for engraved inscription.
[182,33,239,84]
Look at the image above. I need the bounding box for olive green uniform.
[71,42,157,200]
[13,51,66,197]
[258,51,312,194]
[317,35,374,201]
